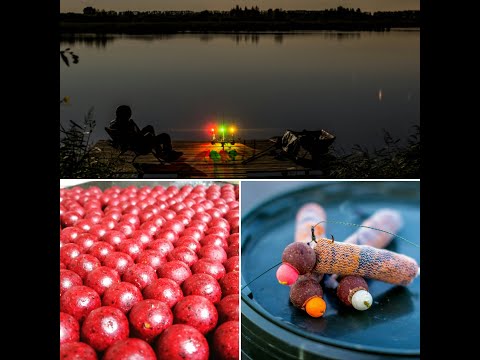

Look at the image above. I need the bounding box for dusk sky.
[60,1,420,13]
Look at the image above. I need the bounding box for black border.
[420,0,460,358]
[420,1,432,358]
[17,0,59,358]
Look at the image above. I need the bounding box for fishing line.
[241,261,282,291]
[312,220,419,248]
[242,217,419,291]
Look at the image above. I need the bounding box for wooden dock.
[92,139,320,178]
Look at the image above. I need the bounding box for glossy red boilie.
[191,259,226,280]
[135,249,167,271]
[167,246,198,267]
[156,260,192,285]
[181,273,222,304]
[87,241,115,263]
[81,306,130,351]
[142,278,184,308]
[60,285,101,323]
[84,266,121,297]
[219,272,239,297]
[102,281,144,314]
[102,252,135,276]
[198,245,228,264]
[155,324,209,360]
[60,269,83,298]
[122,263,157,291]
[128,299,174,343]
[60,342,98,360]
[103,338,156,360]
[173,295,218,335]
[213,321,240,360]
[216,295,239,324]
[223,256,239,273]
[60,312,80,344]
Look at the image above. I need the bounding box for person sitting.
[107,105,183,162]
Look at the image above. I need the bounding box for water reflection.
[234,33,260,44]
[60,31,367,49]
[128,34,175,42]
[199,34,214,42]
[274,34,283,44]
[60,34,116,49]
[331,31,361,41]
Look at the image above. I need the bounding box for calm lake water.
[60,31,419,150]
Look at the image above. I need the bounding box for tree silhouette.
[83,6,96,15]
[60,7,419,33]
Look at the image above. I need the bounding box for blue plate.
[241,181,420,358]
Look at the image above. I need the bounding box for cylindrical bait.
[295,203,326,244]
[324,209,404,289]
[337,275,372,310]
[313,238,419,285]
[343,209,403,248]
[289,275,326,318]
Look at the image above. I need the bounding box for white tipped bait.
[351,290,373,311]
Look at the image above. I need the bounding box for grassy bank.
[325,127,420,178]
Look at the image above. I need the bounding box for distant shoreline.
[60,9,419,34]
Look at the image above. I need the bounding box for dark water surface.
[60,31,419,149]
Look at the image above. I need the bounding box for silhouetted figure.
[107,105,183,162]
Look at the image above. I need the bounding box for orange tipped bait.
[305,296,326,317]
[289,275,326,318]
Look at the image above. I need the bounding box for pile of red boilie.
[60,183,239,360]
